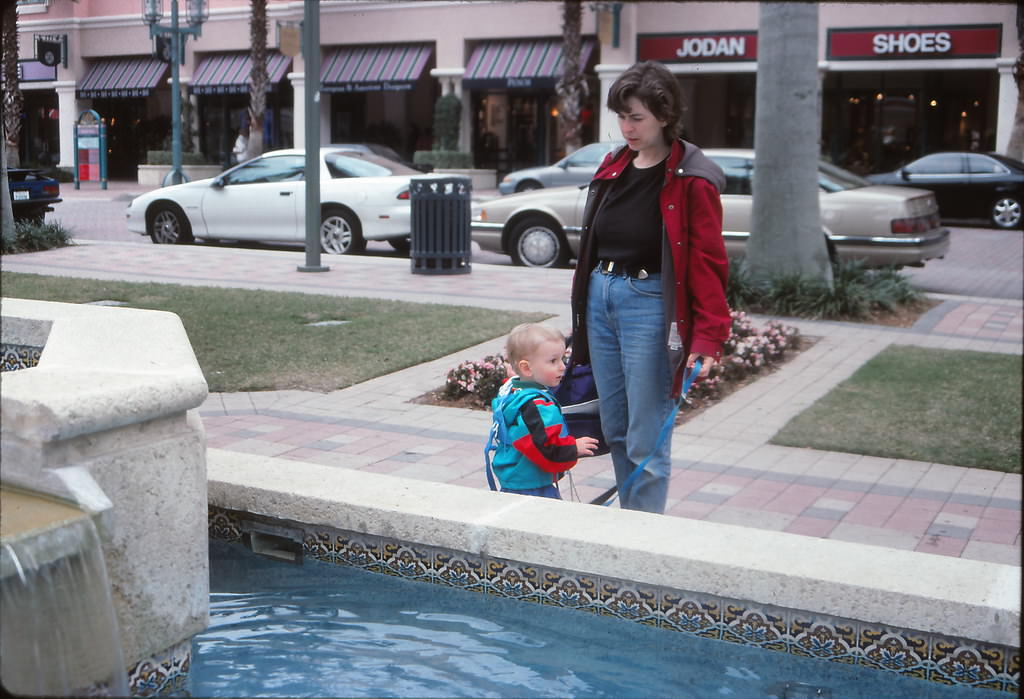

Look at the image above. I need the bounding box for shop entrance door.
[91,98,153,179]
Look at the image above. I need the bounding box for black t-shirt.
[593,157,665,269]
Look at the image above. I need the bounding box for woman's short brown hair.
[607,60,684,143]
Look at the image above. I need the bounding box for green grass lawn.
[772,345,1022,474]
[1,272,547,393]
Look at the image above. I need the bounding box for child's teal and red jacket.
[489,377,579,490]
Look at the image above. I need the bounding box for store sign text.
[638,32,757,63]
[828,25,1000,60]
[872,31,951,55]
[676,36,747,59]
[327,81,414,93]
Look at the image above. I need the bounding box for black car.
[8,168,62,222]
[867,152,1023,230]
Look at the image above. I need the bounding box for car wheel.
[149,203,193,244]
[388,237,411,254]
[990,196,1022,229]
[320,207,365,254]
[509,217,569,268]
[515,180,543,193]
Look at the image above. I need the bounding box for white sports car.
[126,148,438,254]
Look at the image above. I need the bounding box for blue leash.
[593,359,703,507]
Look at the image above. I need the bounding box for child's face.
[518,338,566,388]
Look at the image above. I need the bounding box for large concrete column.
[289,72,305,147]
[995,58,1018,155]
[595,64,629,141]
[54,81,79,169]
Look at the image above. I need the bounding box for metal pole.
[169,0,183,186]
[298,0,328,272]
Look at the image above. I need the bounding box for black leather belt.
[596,259,652,279]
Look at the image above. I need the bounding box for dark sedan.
[8,168,62,222]
[867,152,1023,230]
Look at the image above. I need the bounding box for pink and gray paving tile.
[4,239,1020,567]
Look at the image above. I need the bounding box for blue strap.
[604,359,702,508]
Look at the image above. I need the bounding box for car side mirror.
[899,168,909,180]
[211,176,225,188]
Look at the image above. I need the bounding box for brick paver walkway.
[4,239,1021,567]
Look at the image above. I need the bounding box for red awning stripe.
[191,52,292,94]
[321,44,432,87]
[77,56,168,98]
[464,38,595,87]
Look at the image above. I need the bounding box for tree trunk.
[1,120,15,238]
[556,0,585,155]
[745,2,832,286]
[247,0,268,159]
[2,2,23,168]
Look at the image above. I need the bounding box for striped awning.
[191,52,292,95]
[76,57,168,99]
[321,43,432,92]
[463,38,595,90]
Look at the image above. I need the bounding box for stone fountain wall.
[1,297,209,695]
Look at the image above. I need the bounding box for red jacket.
[569,139,731,398]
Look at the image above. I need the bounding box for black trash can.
[410,176,472,275]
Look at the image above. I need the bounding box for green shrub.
[726,258,922,320]
[146,150,209,166]
[433,94,462,151]
[1,220,74,255]
[413,150,474,169]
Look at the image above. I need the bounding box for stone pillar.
[595,64,629,142]
[995,58,1018,155]
[54,81,79,169]
[290,72,305,147]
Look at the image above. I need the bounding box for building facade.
[12,0,1020,179]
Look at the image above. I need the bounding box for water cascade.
[0,487,128,696]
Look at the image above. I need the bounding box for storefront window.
[823,69,996,175]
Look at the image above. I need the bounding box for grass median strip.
[1,272,547,393]
[771,344,1022,474]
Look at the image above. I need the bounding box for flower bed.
[433,312,802,411]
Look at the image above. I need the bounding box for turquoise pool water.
[191,539,986,698]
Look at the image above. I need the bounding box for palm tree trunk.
[247,0,269,158]
[556,0,585,154]
[745,1,832,286]
[2,2,24,168]
[2,120,15,238]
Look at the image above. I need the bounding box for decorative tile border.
[208,505,1019,694]
[1,343,43,372]
[126,638,191,697]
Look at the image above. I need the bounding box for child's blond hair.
[506,323,565,368]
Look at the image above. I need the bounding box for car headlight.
[501,175,514,183]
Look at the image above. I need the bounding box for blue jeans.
[586,268,674,513]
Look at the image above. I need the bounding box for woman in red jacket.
[569,60,731,514]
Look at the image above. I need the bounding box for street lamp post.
[142,0,207,186]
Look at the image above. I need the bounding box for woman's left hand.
[686,353,715,378]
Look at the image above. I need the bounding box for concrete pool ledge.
[207,449,1020,649]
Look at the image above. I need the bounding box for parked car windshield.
[818,161,870,193]
[324,151,419,178]
[223,154,305,185]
